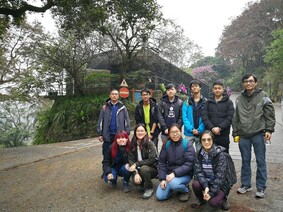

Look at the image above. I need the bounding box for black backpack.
[223,152,237,186]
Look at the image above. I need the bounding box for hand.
[164,129,169,135]
[203,187,210,201]
[148,133,153,140]
[212,127,221,135]
[107,173,113,181]
[192,129,199,135]
[128,164,137,172]
[98,136,103,142]
[134,173,142,185]
[264,132,272,141]
[166,173,175,183]
[160,180,167,189]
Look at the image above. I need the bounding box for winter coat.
[135,98,160,137]
[97,100,130,142]
[128,140,157,168]
[158,138,195,181]
[182,95,206,136]
[202,94,234,136]
[194,145,231,197]
[157,95,183,133]
[232,88,275,138]
[102,145,128,175]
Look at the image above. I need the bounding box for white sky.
[28,0,256,56]
[157,0,256,56]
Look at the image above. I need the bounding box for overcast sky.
[157,0,256,56]
[28,0,256,56]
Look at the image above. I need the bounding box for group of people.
[97,73,276,210]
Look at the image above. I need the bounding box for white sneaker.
[237,186,252,194]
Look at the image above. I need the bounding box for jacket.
[128,140,157,168]
[232,88,275,138]
[97,100,130,142]
[194,145,231,197]
[102,145,128,175]
[158,138,195,181]
[135,98,160,137]
[157,95,183,133]
[182,95,206,136]
[202,93,234,136]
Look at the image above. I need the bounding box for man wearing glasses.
[232,73,275,198]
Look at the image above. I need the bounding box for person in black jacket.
[157,83,183,142]
[135,88,160,150]
[202,80,234,153]
[102,130,131,193]
[191,130,231,211]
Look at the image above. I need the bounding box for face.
[201,133,213,152]
[243,76,257,93]
[166,87,176,98]
[116,137,127,146]
[141,91,150,103]
[190,84,201,95]
[212,84,224,98]
[109,90,119,102]
[169,126,181,142]
[136,126,147,140]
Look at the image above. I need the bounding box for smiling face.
[243,76,257,94]
[135,125,147,140]
[169,126,181,142]
[212,84,224,98]
[201,133,213,152]
[116,137,127,146]
[141,91,150,103]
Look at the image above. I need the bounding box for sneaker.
[179,190,192,202]
[142,189,154,199]
[123,181,131,193]
[237,186,252,194]
[221,200,231,211]
[191,200,206,208]
[255,189,265,198]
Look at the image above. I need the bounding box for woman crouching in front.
[191,130,231,211]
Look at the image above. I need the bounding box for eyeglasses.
[243,80,255,84]
[201,138,212,142]
[169,131,180,135]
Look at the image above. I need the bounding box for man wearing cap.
[202,80,234,153]
[157,83,183,142]
[182,80,207,153]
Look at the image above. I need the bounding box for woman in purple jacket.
[156,124,195,202]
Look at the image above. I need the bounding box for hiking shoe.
[179,190,192,202]
[221,200,231,211]
[255,189,265,198]
[123,181,131,193]
[237,186,252,194]
[191,200,206,208]
[142,189,154,199]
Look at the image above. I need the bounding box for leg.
[118,165,132,182]
[156,182,172,201]
[192,180,205,202]
[102,141,110,157]
[208,190,225,208]
[139,165,158,189]
[152,136,159,153]
[239,137,252,187]
[215,134,230,153]
[167,175,191,193]
[252,133,267,190]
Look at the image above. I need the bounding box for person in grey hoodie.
[232,73,275,198]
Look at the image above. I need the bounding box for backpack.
[165,138,188,152]
[223,152,237,186]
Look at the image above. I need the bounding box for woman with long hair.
[102,130,131,193]
[127,124,158,199]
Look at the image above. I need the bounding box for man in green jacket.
[232,73,275,198]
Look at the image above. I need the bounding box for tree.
[0,20,48,100]
[216,0,283,77]
[192,65,219,86]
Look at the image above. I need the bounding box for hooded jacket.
[194,145,231,197]
[202,93,234,136]
[97,99,130,142]
[134,98,160,137]
[232,88,275,138]
[182,95,206,136]
[157,94,183,133]
[158,138,195,181]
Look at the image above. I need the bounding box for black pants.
[214,134,230,153]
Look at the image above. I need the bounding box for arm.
[263,95,276,133]
[124,107,131,135]
[194,155,209,189]
[157,102,167,132]
[97,107,104,136]
[201,101,215,130]
[176,99,183,127]
[182,101,194,133]
[158,145,167,181]
[134,105,143,125]
[135,141,157,167]
[232,100,239,136]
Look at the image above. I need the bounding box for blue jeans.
[104,165,131,183]
[239,133,267,190]
[156,175,191,201]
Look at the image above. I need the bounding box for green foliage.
[33,94,108,144]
